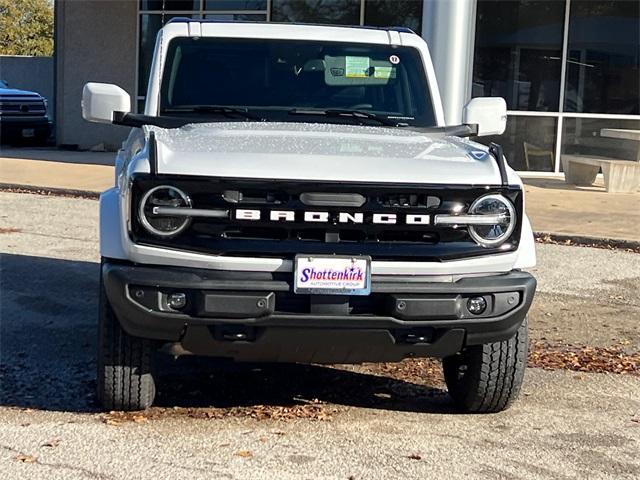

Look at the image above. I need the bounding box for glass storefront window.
[561,118,640,163]
[141,0,268,10]
[477,116,558,172]
[473,0,565,112]
[204,1,267,9]
[271,0,361,25]
[204,13,267,21]
[475,0,640,172]
[564,1,640,114]
[364,0,422,33]
[140,1,199,11]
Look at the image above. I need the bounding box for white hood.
[141,122,518,186]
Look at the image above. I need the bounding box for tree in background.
[0,0,54,56]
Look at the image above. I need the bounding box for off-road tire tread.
[97,279,156,411]
[443,317,528,413]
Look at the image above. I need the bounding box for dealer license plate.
[294,255,371,296]
[21,128,35,138]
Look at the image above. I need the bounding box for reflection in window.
[271,0,360,25]
[561,118,640,163]
[473,0,565,111]
[476,116,558,171]
[364,0,423,33]
[159,38,436,126]
[204,14,267,21]
[140,1,199,11]
[564,1,640,114]
[204,1,267,9]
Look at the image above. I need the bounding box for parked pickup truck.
[82,20,536,413]
[0,80,51,144]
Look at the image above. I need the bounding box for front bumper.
[0,116,51,138]
[102,261,536,363]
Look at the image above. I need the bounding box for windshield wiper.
[288,108,403,127]
[163,105,263,121]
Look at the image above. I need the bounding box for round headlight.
[468,194,516,247]
[139,185,191,237]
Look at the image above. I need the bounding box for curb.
[0,183,100,199]
[534,232,640,251]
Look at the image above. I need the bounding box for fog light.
[167,292,187,310]
[467,296,487,315]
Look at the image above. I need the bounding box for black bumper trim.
[102,261,536,361]
[179,327,466,364]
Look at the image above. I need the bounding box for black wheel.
[443,317,528,413]
[97,278,156,411]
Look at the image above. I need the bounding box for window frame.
[474,0,640,174]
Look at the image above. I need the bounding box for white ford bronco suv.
[82,20,536,413]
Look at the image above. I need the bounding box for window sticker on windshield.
[373,66,395,79]
[345,56,371,78]
[389,55,400,65]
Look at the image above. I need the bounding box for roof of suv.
[165,17,416,35]
[157,19,423,48]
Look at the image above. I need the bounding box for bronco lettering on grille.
[234,209,430,225]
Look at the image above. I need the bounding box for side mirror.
[463,97,507,137]
[82,82,130,124]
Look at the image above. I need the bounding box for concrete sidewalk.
[0,157,113,193]
[524,176,639,243]
[0,152,638,243]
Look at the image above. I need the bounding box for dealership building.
[54,0,639,173]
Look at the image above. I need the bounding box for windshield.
[159,37,436,128]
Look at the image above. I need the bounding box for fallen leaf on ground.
[529,342,639,376]
[360,358,443,385]
[41,439,60,448]
[236,450,253,458]
[407,453,422,460]
[15,454,37,463]
[103,418,123,426]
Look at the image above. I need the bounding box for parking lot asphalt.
[0,191,639,480]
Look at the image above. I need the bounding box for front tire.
[443,317,528,413]
[97,280,156,411]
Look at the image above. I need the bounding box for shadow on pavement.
[0,146,115,166]
[155,357,451,414]
[0,254,99,412]
[0,254,451,415]
[523,176,607,193]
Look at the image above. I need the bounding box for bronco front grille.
[130,175,523,261]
